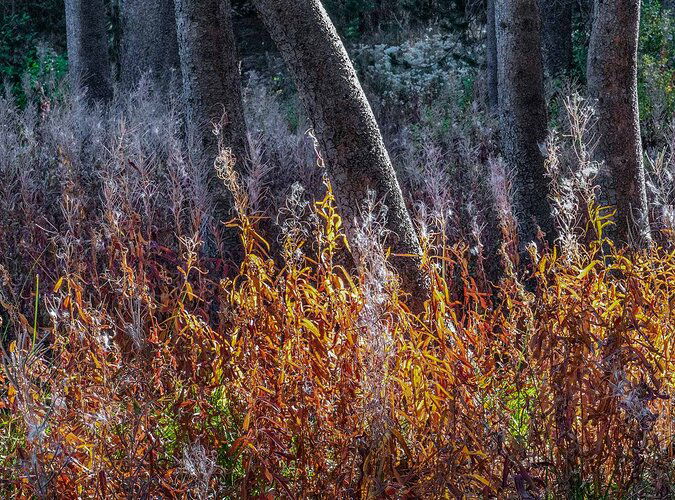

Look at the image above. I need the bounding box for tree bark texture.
[174,0,250,225]
[487,0,499,112]
[587,0,651,246]
[65,0,112,102]
[538,0,574,78]
[496,0,556,247]
[119,0,181,88]
[253,0,430,305]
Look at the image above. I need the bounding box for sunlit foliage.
[2,159,674,496]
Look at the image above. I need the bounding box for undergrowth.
[0,154,674,497]
[0,67,674,497]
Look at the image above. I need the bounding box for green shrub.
[0,1,67,103]
[638,0,675,122]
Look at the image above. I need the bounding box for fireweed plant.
[0,75,674,497]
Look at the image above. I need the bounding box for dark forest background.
[2,1,672,115]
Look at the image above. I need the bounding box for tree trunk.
[496,0,556,248]
[486,0,499,112]
[119,0,181,88]
[252,0,430,306]
[538,0,573,78]
[65,0,112,102]
[174,0,249,227]
[587,0,650,246]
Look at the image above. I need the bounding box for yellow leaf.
[257,385,275,395]
[301,318,320,337]
[90,352,102,370]
[7,384,16,404]
[578,260,599,279]
[391,426,412,459]
[65,432,81,445]
[606,299,622,314]
[469,473,494,490]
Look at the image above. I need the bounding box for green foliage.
[209,388,247,489]
[0,1,66,102]
[0,12,35,84]
[638,0,675,122]
[324,0,472,40]
[567,0,674,118]
[324,0,376,39]
[25,47,68,90]
[571,14,590,81]
[351,31,480,115]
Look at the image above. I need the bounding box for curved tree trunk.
[587,0,650,246]
[174,0,250,227]
[252,0,429,306]
[65,0,112,102]
[119,0,181,88]
[486,0,499,112]
[538,0,574,78]
[496,0,556,248]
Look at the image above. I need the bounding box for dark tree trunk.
[174,0,250,226]
[538,0,574,78]
[119,0,181,88]
[253,0,430,306]
[587,0,651,246]
[486,0,499,112]
[496,0,556,248]
[65,0,112,102]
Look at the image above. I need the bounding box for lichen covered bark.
[253,0,430,306]
[538,0,574,78]
[496,0,556,248]
[119,0,181,88]
[587,0,651,246]
[174,0,249,226]
[65,0,111,102]
[487,0,499,112]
